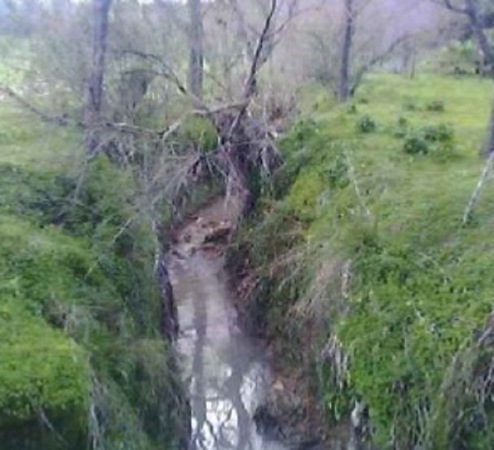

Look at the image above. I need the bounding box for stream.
[169,199,288,450]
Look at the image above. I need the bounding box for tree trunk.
[153,221,179,342]
[488,99,494,154]
[187,0,204,100]
[339,0,354,102]
[466,0,494,74]
[84,0,112,155]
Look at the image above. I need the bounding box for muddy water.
[169,199,288,450]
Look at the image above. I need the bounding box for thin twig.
[0,85,82,127]
[345,151,371,217]
[462,152,494,224]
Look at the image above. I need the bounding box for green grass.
[244,73,494,448]
[0,99,182,448]
[0,103,81,168]
[288,74,494,238]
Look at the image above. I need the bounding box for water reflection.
[170,248,287,450]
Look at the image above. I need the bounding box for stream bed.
[169,199,288,450]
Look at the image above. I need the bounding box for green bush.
[0,293,88,425]
[0,155,184,449]
[357,115,377,133]
[178,116,218,153]
[403,133,429,155]
[426,100,446,112]
[403,124,455,157]
[402,98,418,111]
[324,152,350,189]
[422,123,454,143]
[397,116,408,128]
[392,116,410,139]
[274,119,322,198]
[290,118,319,143]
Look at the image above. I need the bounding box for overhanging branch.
[0,85,82,127]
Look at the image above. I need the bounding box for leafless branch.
[462,151,494,224]
[242,0,278,101]
[350,35,411,94]
[431,0,469,15]
[0,85,82,127]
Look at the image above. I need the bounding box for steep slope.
[0,104,187,449]
[229,74,494,448]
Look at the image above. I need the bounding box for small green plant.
[178,116,218,152]
[347,104,358,114]
[392,116,410,138]
[426,100,446,112]
[422,124,454,143]
[397,117,408,128]
[292,118,318,143]
[403,98,418,111]
[403,134,429,155]
[357,115,377,133]
[325,152,350,189]
[403,124,455,157]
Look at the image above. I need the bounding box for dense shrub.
[177,116,218,153]
[403,133,429,155]
[0,155,186,449]
[357,115,377,133]
[392,116,410,139]
[426,99,446,112]
[403,124,455,157]
[422,123,454,143]
[397,116,408,128]
[402,98,418,111]
[325,152,350,189]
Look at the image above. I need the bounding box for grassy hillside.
[233,74,494,448]
[0,102,186,449]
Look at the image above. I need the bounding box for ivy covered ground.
[0,103,185,449]
[233,74,494,449]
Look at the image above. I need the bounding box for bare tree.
[339,0,354,102]
[84,0,113,155]
[306,0,417,100]
[188,0,204,99]
[435,0,494,72]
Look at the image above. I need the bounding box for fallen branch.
[345,151,371,217]
[462,151,494,224]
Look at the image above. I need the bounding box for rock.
[203,220,232,244]
[171,249,187,260]
[272,379,285,391]
[253,405,285,440]
[253,383,323,449]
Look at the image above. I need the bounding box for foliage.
[0,104,184,449]
[232,74,494,449]
[425,40,479,76]
[356,114,377,133]
[402,97,418,111]
[425,99,445,112]
[0,291,88,426]
[175,116,218,153]
[403,124,455,158]
[403,133,429,155]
